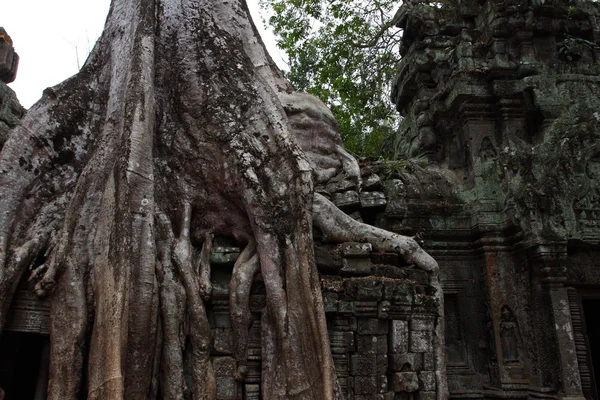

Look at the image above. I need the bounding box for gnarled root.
[313,193,448,400]
[47,256,87,400]
[196,232,213,302]
[172,203,216,400]
[155,211,187,400]
[229,240,260,381]
[313,193,438,272]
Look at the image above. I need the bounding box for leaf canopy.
[260,0,402,158]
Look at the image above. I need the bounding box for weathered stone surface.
[410,330,433,353]
[360,191,387,208]
[332,190,361,209]
[357,318,388,335]
[213,357,239,400]
[341,242,373,257]
[354,376,379,395]
[350,354,377,376]
[419,371,436,391]
[356,334,387,355]
[391,372,419,393]
[340,257,373,276]
[389,320,409,354]
[390,353,423,372]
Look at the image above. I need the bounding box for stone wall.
[392,1,600,399]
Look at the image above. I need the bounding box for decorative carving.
[479,137,497,162]
[500,306,520,364]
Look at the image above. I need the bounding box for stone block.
[357,334,385,354]
[391,372,419,392]
[356,396,384,400]
[212,328,233,355]
[371,252,399,267]
[350,354,377,376]
[355,301,380,318]
[383,282,413,304]
[410,330,433,353]
[390,353,422,372]
[411,315,435,331]
[338,300,355,315]
[214,313,232,329]
[314,245,343,273]
[420,392,437,400]
[423,352,435,371]
[378,374,389,393]
[341,242,373,257]
[326,177,358,193]
[330,331,355,354]
[362,173,382,190]
[213,357,239,400]
[354,376,379,394]
[360,191,387,208]
[344,279,383,301]
[332,190,360,208]
[377,355,389,375]
[243,384,260,400]
[357,318,388,335]
[362,174,381,190]
[405,269,429,284]
[341,258,373,276]
[419,371,436,391]
[323,291,338,313]
[389,320,409,354]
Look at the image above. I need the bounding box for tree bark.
[0,0,446,399]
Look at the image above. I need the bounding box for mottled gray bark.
[0,0,446,398]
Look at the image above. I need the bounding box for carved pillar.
[446,100,494,188]
[481,233,529,390]
[516,31,536,66]
[531,245,585,400]
[566,287,597,400]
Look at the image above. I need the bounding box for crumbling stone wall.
[392,1,600,399]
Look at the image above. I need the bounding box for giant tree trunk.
[0,0,445,399]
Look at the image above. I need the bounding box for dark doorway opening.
[0,331,49,400]
[584,299,600,400]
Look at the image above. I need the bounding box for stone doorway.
[583,298,600,400]
[0,331,49,399]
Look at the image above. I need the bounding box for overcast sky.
[3,0,286,108]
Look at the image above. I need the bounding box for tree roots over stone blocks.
[0,0,446,399]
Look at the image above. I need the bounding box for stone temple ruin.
[1,0,600,398]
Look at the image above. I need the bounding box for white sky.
[3,0,287,108]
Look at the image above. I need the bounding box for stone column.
[481,233,529,390]
[531,245,585,400]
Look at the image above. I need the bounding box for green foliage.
[260,0,402,158]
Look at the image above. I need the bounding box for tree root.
[196,232,213,302]
[313,193,438,272]
[229,240,260,381]
[172,202,216,400]
[47,256,87,400]
[155,211,187,400]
